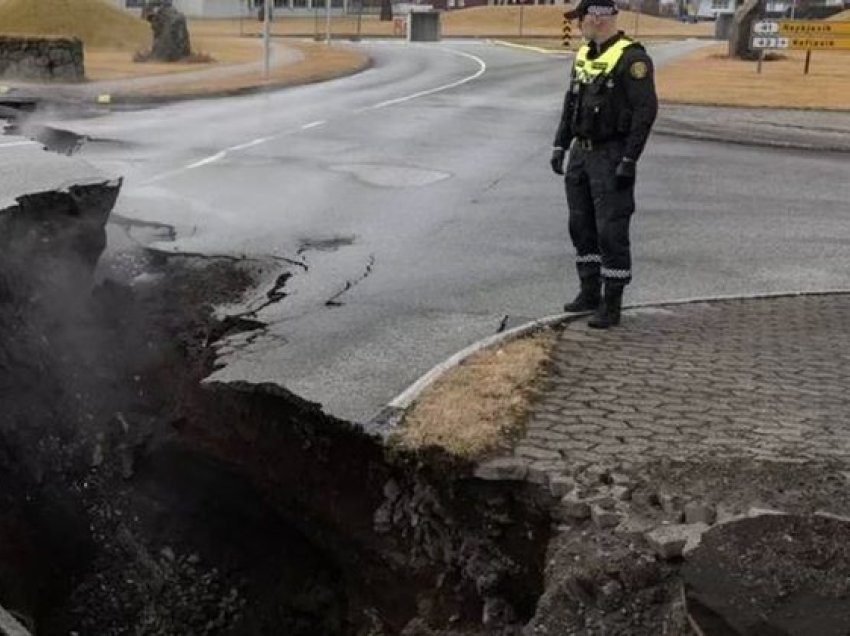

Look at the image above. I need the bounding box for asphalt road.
[46,39,850,424]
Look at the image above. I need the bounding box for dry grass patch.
[85,31,261,81]
[0,0,150,50]
[657,42,850,110]
[132,40,369,97]
[392,330,556,460]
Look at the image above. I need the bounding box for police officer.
[551,0,658,328]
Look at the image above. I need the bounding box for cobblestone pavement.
[517,294,850,478]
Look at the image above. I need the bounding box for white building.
[114,0,356,18]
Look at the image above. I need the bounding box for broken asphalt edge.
[365,287,850,435]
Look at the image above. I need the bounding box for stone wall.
[0,36,84,81]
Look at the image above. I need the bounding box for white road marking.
[365,47,487,110]
[185,151,227,170]
[489,39,572,58]
[145,44,487,184]
[0,141,38,148]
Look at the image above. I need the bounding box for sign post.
[263,0,271,79]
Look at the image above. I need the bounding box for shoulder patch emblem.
[630,60,648,79]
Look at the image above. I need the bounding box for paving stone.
[591,505,622,529]
[684,503,717,525]
[522,295,850,470]
[515,446,561,462]
[614,513,657,538]
[610,485,632,502]
[646,523,710,560]
[548,474,575,498]
[631,490,660,508]
[474,458,528,482]
[557,492,590,520]
[526,464,550,486]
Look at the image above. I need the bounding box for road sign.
[751,36,789,49]
[562,13,572,47]
[752,35,850,50]
[754,20,850,36]
[778,20,850,36]
[788,37,850,49]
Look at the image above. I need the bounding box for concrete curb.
[103,56,374,105]
[487,39,571,57]
[366,287,850,434]
[653,120,850,154]
[0,50,373,108]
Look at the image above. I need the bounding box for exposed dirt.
[684,514,850,635]
[0,190,552,635]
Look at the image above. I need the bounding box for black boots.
[588,285,624,329]
[563,278,601,313]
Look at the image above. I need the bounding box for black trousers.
[564,142,635,288]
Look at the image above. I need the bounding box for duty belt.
[573,138,624,151]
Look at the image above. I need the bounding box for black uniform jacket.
[554,32,658,161]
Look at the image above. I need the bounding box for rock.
[383,478,401,501]
[160,546,175,562]
[591,504,621,529]
[526,464,550,486]
[549,474,575,498]
[610,485,632,501]
[610,472,631,486]
[474,457,527,482]
[557,491,590,520]
[615,514,656,538]
[660,494,685,523]
[91,439,104,468]
[683,515,850,636]
[631,489,660,508]
[481,597,515,627]
[645,527,687,560]
[646,523,709,560]
[685,503,717,525]
[142,2,192,62]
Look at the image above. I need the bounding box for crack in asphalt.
[324,254,376,308]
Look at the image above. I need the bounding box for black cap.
[565,0,619,20]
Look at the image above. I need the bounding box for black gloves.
[615,158,636,190]
[550,147,565,175]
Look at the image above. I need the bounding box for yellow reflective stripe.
[574,38,635,82]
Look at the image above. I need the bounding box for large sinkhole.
[0,177,552,635]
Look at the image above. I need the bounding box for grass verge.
[390,330,556,460]
[657,43,850,110]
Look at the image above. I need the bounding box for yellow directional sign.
[778,20,850,36]
[788,37,850,50]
